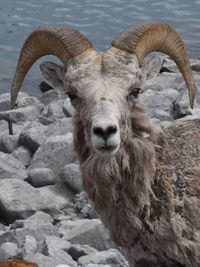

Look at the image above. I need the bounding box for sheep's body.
[10,23,199,267]
[74,108,200,267]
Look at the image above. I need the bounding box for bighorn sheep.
[10,23,200,267]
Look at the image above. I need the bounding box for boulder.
[59,219,114,251]
[27,168,56,187]
[43,236,71,254]
[0,242,19,260]
[59,163,82,193]
[0,179,69,223]
[22,235,38,255]
[0,152,27,180]
[48,118,73,135]
[0,134,18,153]
[29,133,77,176]
[39,100,66,124]
[78,249,128,266]
[62,98,75,117]
[12,146,31,167]
[39,90,65,106]
[18,122,49,153]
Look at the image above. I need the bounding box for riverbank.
[0,54,199,266]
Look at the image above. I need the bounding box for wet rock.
[0,134,18,153]
[59,219,114,251]
[30,133,76,176]
[18,122,49,153]
[0,242,19,260]
[0,179,69,223]
[12,146,31,167]
[78,249,128,266]
[27,168,56,187]
[39,90,65,106]
[62,98,75,117]
[59,163,82,193]
[0,152,27,180]
[68,244,98,261]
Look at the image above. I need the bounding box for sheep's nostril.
[106,125,117,136]
[93,126,104,136]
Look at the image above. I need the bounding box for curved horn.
[111,23,196,108]
[11,25,94,108]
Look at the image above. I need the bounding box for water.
[1,0,200,95]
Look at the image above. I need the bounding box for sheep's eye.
[129,87,141,98]
[68,92,78,101]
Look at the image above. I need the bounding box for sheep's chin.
[94,145,119,157]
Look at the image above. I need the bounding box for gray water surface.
[1,0,200,95]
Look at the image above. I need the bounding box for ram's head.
[11,23,196,157]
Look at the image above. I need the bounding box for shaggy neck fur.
[74,103,157,247]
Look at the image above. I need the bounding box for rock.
[0,105,42,123]
[25,253,61,267]
[140,88,179,121]
[39,81,53,93]
[84,265,111,267]
[0,242,19,260]
[0,152,27,180]
[22,235,38,255]
[0,134,18,153]
[30,133,77,176]
[0,179,69,223]
[39,100,66,123]
[78,249,128,266]
[68,244,98,261]
[59,163,82,193]
[43,249,77,267]
[59,219,114,251]
[12,146,31,167]
[18,122,49,153]
[43,236,71,255]
[48,118,73,135]
[27,168,56,187]
[0,92,29,112]
[74,192,98,219]
[144,72,183,92]
[39,90,65,106]
[62,98,75,117]
[0,231,16,245]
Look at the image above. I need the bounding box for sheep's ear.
[40,61,65,91]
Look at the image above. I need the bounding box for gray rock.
[78,249,128,267]
[140,88,179,121]
[63,98,75,117]
[44,249,77,267]
[0,105,42,123]
[18,121,49,153]
[25,253,61,267]
[22,235,38,255]
[0,134,18,153]
[39,90,65,106]
[0,231,16,244]
[0,179,69,223]
[12,146,31,167]
[0,242,19,260]
[0,92,29,112]
[59,163,82,193]
[49,118,73,135]
[0,152,27,180]
[68,244,98,261]
[75,192,98,219]
[59,219,114,251]
[85,265,111,267]
[30,133,77,176]
[43,236,71,255]
[27,168,56,187]
[40,100,66,123]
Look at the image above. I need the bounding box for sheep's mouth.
[95,145,119,156]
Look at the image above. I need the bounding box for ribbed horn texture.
[11,25,93,108]
[112,23,196,108]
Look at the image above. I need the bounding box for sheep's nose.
[93,125,117,141]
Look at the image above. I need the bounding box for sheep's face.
[40,50,143,157]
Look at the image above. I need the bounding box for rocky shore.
[0,55,199,267]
